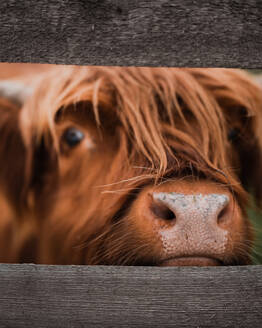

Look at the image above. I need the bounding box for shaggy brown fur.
[1,65,262,265]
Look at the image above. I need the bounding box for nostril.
[150,202,176,221]
[217,204,230,225]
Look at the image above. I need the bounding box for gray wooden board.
[0,0,262,67]
[0,263,261,327]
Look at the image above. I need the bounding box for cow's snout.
[128,181,249,266]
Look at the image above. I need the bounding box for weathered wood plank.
[0,0,262,67]
[0,263,261,327]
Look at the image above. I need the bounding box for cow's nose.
[128,181,248,266]
[150,192,230,228]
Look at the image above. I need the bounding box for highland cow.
[1,65,262,266]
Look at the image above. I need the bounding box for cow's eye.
[228,128,239,142]
[63,127,85,147]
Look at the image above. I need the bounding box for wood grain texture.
[0,0,262,67]
[0,263,261,327]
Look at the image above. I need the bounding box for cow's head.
[7,67,262,265]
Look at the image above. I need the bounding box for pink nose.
[147,192,232,264]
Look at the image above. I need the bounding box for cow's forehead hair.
[20,66,262,175]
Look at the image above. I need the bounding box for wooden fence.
[0,1,262,327]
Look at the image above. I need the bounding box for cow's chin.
[158,256,223,267]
